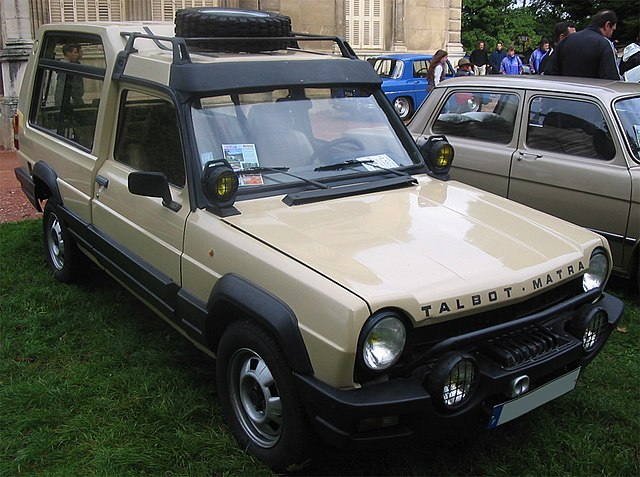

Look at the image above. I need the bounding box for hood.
[226,177,601,322]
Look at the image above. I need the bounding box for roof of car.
[438,75,639,96]
[369,53,433,61]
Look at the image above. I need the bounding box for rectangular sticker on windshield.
[360,154,398,171]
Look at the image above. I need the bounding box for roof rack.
[113,29,358,80]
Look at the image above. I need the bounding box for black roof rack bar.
[182,33,358,59]
[114,30,358,80]
[292,32,358,59]
[114,31,191,80]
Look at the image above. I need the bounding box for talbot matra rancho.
[14,8,623,472]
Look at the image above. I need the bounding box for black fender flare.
[205,273,314,375]
[32,161,63,205]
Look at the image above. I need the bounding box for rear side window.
[526,97,615,160]
[433,92,519,144]
[31,33,106,151]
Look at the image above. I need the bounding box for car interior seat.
[246,103,314,168]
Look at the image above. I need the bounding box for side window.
[433,92,519,144]
[31,34,105,151]
[526,97,615,160]
[114,90,185,187]
[413,60,428,78]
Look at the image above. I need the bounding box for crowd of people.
[429,9,637,84]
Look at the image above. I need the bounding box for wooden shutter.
[346,0,382,49]
[150,0,221,21]
[47,0,123,22]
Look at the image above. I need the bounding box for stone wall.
[0,0,33,149]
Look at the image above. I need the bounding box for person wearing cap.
[455,57,475,76]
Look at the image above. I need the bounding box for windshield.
[614,96,640,162]
[191,87,418,190]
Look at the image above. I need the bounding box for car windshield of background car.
[614,96,640,162]
[191,87,417,188]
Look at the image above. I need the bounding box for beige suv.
[14,9,624,472]
[408,75,640,287]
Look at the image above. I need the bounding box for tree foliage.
[462,0,638,54]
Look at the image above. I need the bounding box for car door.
[410,59,429,108]
[418,88,522,197]
[91,88,190,314]
[509,93,632,269]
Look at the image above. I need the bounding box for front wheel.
[43,202,81,283]
[216,320,313,472]
[393,96,414,120]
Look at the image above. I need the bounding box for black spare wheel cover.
[175,8,293,52]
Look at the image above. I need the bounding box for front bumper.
[294,292,623,449]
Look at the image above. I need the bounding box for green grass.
[1,219,638,476]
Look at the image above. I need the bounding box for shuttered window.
[48,0,123,22]
[346,0,383,49]
[150,0,220,21]
[44,0,221,23]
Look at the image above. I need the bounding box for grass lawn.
[1,219,638,476]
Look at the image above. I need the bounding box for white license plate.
[486,367,581,429]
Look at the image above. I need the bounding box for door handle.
[517,151,542,161]
[96,175,109,188]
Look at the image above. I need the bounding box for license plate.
[486,367,581,429]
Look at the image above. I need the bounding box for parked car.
[13,12,625,471]
[409,75,640,285]
[367,53,454,120]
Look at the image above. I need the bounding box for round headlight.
[428,353,479,411]
[583,250,609,292]
[361,315,406,371]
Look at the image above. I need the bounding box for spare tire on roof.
[175,8,294,52]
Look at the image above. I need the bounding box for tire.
[175,8,293,52]
[43,201,81,283]
[216,320,312,472]
[393,96,414,120]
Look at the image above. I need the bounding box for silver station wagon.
[409,76,640,286]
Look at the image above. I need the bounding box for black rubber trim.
[206,273,314,374]
[14,166,40,212]
[31,161,63,205]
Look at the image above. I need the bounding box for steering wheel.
[309,137,365,165]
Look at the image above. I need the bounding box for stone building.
[0,0,462,149]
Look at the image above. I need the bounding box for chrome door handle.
[517,151,542,161]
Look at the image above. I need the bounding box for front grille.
[479,325,561,368]
[410,278,582,351]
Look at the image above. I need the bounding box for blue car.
[367,53,455,120]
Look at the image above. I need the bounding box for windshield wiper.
[314,159,414,179]
[240,166,329,190]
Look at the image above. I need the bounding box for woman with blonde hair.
[427,49,448,92]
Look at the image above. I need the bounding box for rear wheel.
[43,202,81,283]
[216,320,312,472]
[393,96,414,120]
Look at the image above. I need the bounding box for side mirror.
[128,171,181,212]
[418,135,454,180]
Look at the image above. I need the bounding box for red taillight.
[13,112,20,150]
